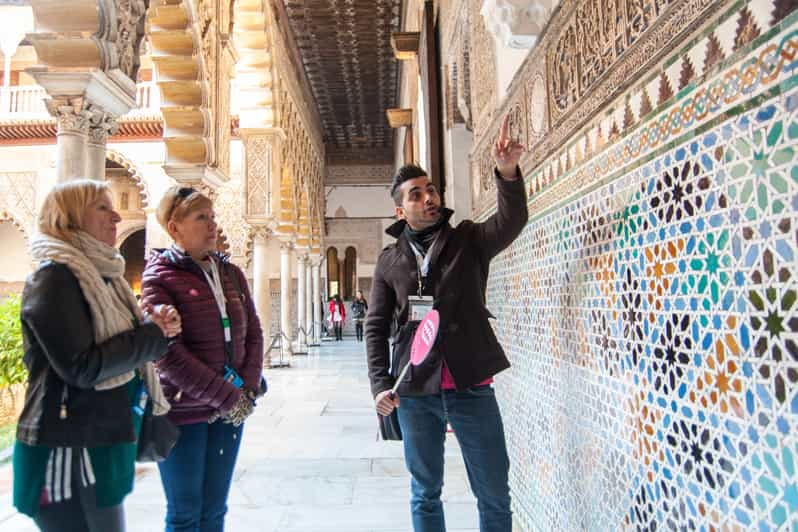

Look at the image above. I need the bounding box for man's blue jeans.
[397,386,512,532]
[157,420,243,532]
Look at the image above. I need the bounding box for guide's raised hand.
[492,113,525,180]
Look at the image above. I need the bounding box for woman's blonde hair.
[37,179,110,243]
[156,186,213,232]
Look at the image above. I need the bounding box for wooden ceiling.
[282,0,403,154]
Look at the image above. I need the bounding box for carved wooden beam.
[386,108,413,128]
[391,31,420,60]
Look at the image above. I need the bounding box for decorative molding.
[326,164,394,185]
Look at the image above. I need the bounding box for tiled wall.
[484,6,798,531]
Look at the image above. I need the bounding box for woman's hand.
[143,303,182,338]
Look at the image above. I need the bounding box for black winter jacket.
[16,261,168,447]
[365,171,528,397]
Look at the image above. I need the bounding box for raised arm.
[473,113,529,261]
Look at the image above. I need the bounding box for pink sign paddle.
[390,310,440,397]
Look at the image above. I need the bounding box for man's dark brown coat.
[365,174,528,397]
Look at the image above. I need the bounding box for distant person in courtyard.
[352,290,369,342]
[141,186,264,532]
[13,179,179,532]
[366,114,528,531]
[329,294,345,341]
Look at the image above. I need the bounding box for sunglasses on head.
[177,187,195,199]
[169,187,197,221]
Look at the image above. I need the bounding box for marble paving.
[0,339,492,532]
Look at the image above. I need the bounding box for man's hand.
[492,113,525,180]
[375,390,400,416]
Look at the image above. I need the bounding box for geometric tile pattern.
[486,18,798,532]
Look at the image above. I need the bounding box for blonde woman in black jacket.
[13,179,180,532]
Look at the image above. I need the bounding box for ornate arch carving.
[0,211,30,242]
[106,149,151,208]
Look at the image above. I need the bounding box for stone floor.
[0,339,486,531]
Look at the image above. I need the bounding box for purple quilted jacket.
[141,248,264,425]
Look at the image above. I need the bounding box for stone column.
[253,230,272,361]
[47,98,91,182]
[305,259,314,346]
[312,257,322,345]
[86,112,119,180]
[279,241,294,358]
[296,254,308,353]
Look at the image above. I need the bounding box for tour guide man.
[366,114,528,532]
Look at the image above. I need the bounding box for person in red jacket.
[141,186,264,532]
[328,294,345,341]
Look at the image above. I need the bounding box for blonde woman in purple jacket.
[141,186,264,532]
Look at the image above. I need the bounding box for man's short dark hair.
[391,164,428,206]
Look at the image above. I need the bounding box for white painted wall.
[444,123,474,223]
[493,37,532,101]
[0,221,30,281]
[325,185,395,218]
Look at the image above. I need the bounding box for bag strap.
[225,263,246,304]
[222,263,246,367]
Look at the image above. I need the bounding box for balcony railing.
[0,82,161,118]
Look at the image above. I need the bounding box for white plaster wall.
[325,185,395,218]
[444,123,474,223]
[0,144,56,212]
[493,37,532,100]
[0,222,30,281]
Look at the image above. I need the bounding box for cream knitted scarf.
[29,231,170,415]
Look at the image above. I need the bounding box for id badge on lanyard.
[203,259,232,343]
[408,295,434,322]
[408,240,435,322]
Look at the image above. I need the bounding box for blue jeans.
[158,420,243,532]
[397,386,511,532]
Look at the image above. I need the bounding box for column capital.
[251,226,274,243]
[46,96,92,135]
[480,0,553,49]
[87,108,120,146]
[279,240,295,252]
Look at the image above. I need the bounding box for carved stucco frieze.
[469,0,498,132]
[548,0,676,123]
[468,0,726,216]
[216,43,233,176]
[114,0,149,81]
[246,136,273,217]
[216,166,252,264]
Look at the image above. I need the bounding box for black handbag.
[378,409,403,440]
[136,400,180,462]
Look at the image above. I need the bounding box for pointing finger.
[499,113,509,145]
